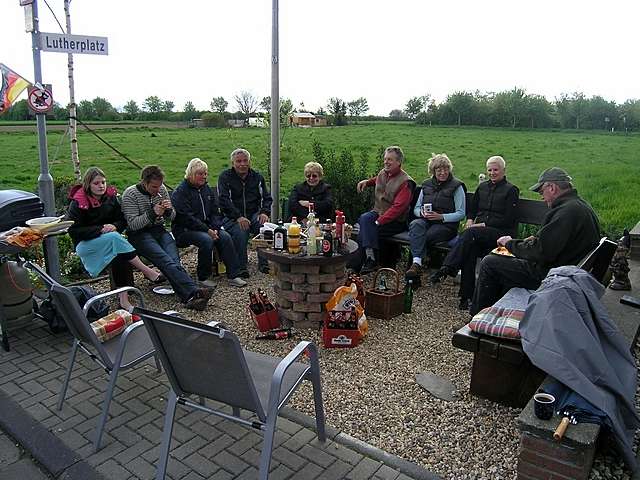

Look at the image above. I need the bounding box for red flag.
[0,63,31,115]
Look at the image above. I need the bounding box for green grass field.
[1,123,638,237]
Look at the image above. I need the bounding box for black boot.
[429,266,450,284]
[458,297,471,311]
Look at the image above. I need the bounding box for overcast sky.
[3,0,639,115]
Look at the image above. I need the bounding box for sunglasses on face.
[306,173,319,179]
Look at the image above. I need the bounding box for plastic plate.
[152,286,175,295]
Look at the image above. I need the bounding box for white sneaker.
[199,279,217,288]
[228,277,247,288]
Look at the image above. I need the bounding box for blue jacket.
[217,168,272,220]
[171,179,223,237]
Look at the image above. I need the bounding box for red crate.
[322,312,361,348]
[248,307,280,332]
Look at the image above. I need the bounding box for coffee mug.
[533,393,555,420]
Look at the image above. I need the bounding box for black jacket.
[469,178,519,236]
[171,179,223,238]
[421,175,466,214]
[67,186,126,248]
[287,181,333,221]
[217,168,273,220]
[507,189,600,271]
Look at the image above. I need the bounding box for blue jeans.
[357,211,406,250]
[222,213,268,271]
[408,219,457,259]
[127,227,198,302]
[174,229,241,280]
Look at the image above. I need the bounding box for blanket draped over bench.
[521,266,639,470]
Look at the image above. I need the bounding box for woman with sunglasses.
[287,161,333,224]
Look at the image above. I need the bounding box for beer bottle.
[274,220,287,251]
[255,328,292,340]
[322,219,333,257]
[403,280,414,313]
[306,202,315,226]
[249,292,264,315]
[288,217,301,254]
[258,289,275,311]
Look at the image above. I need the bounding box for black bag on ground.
[36,285,110,333]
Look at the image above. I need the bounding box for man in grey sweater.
[122,165,213,310]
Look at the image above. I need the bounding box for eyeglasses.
[434,167,450,173]
[305,173,319,179]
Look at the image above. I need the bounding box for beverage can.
[422,203,433,216]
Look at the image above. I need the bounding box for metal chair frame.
[135,308,326,480]
[26,261,160,452]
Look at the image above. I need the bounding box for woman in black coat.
[287,161,333,223]
[67,167,163,311]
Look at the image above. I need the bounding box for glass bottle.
[403,280,414,313]
[322,220,333,257]
[274,220,287,251]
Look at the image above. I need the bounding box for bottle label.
[322,239,331,253]
[274,233,284,250]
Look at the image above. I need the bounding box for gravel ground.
[88,250,637,479]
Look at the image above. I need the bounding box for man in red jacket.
[355,146,415,274]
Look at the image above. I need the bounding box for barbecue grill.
[0,189,45,232]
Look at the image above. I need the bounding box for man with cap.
[469,167,600,315]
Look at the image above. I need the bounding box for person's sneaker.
[458,297,471,311]
[198,278,217,288]
[228,277,247,288]
[360,257,377,274]
[405,263,422,279]
[238,269,250,279]
[429,266,450,284]
[186,287,214,311]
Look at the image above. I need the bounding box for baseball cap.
[529,167,573,192]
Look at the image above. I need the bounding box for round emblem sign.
[27,85,53,113]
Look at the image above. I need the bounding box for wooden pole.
[64,0,81,180]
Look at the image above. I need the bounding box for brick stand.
[260,240,358,329]
[517,392,600,479]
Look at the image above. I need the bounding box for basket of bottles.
[248,289,281,332]
[365,268,404,320]
[322,309,362,348]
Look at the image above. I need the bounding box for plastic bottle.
[403,280,414,313]
[322,220,333,257]
[307,219,317,255]
[274,220,287,251]
[288,217,301,254]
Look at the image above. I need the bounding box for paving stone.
[124,456,157,480]
[233,466,260,480]
[298,443,337,468]
[277,417,304,436]
[415,372,456,401]
[199,434,235,459]
[110,424,143,447]
[58,428,90,450]
[326,442,364,465]
[85,440,127,467]
[282,428,317,452]
[170,435,209,461]
[165,457,191,480]
[227,431,262,456]
[0,458,50,480]
[208,469,235,480]
[189,422,223,441]
[114,438,155,465]
[0,433,21,464]
[316,459,352,480]
[24,402,55,422]
[374,464,400,480]
[215,418,250,440]
[346,457,383,479]
[268,463,295,480]
[180,472,205,480]
[96,458,133,479]
[272,446,307,471]
[289,461,324,479]
[211,450,251,475]
[182,452,219,477]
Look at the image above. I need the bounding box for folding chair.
[25,261,160,452]
[577,236,618,284]
[134,308,326,480]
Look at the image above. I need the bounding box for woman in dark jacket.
[430,155,520,310]
[67,167,163,311]
[287,161,333,223]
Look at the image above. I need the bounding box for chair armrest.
[267,341,318,412]
[83,286,145,317]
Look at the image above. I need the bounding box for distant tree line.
[3,87,638,132]
[396,89,640,131]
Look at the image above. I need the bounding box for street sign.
[27,84,53,113]
[38,32,108,55]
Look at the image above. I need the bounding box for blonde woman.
[406,153,466,280]
[287,161,333,222]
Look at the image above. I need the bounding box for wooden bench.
[452,237,618,407]
[384,193,549,251]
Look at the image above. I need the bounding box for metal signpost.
[270,0,280,221]
[21,0,109,279]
